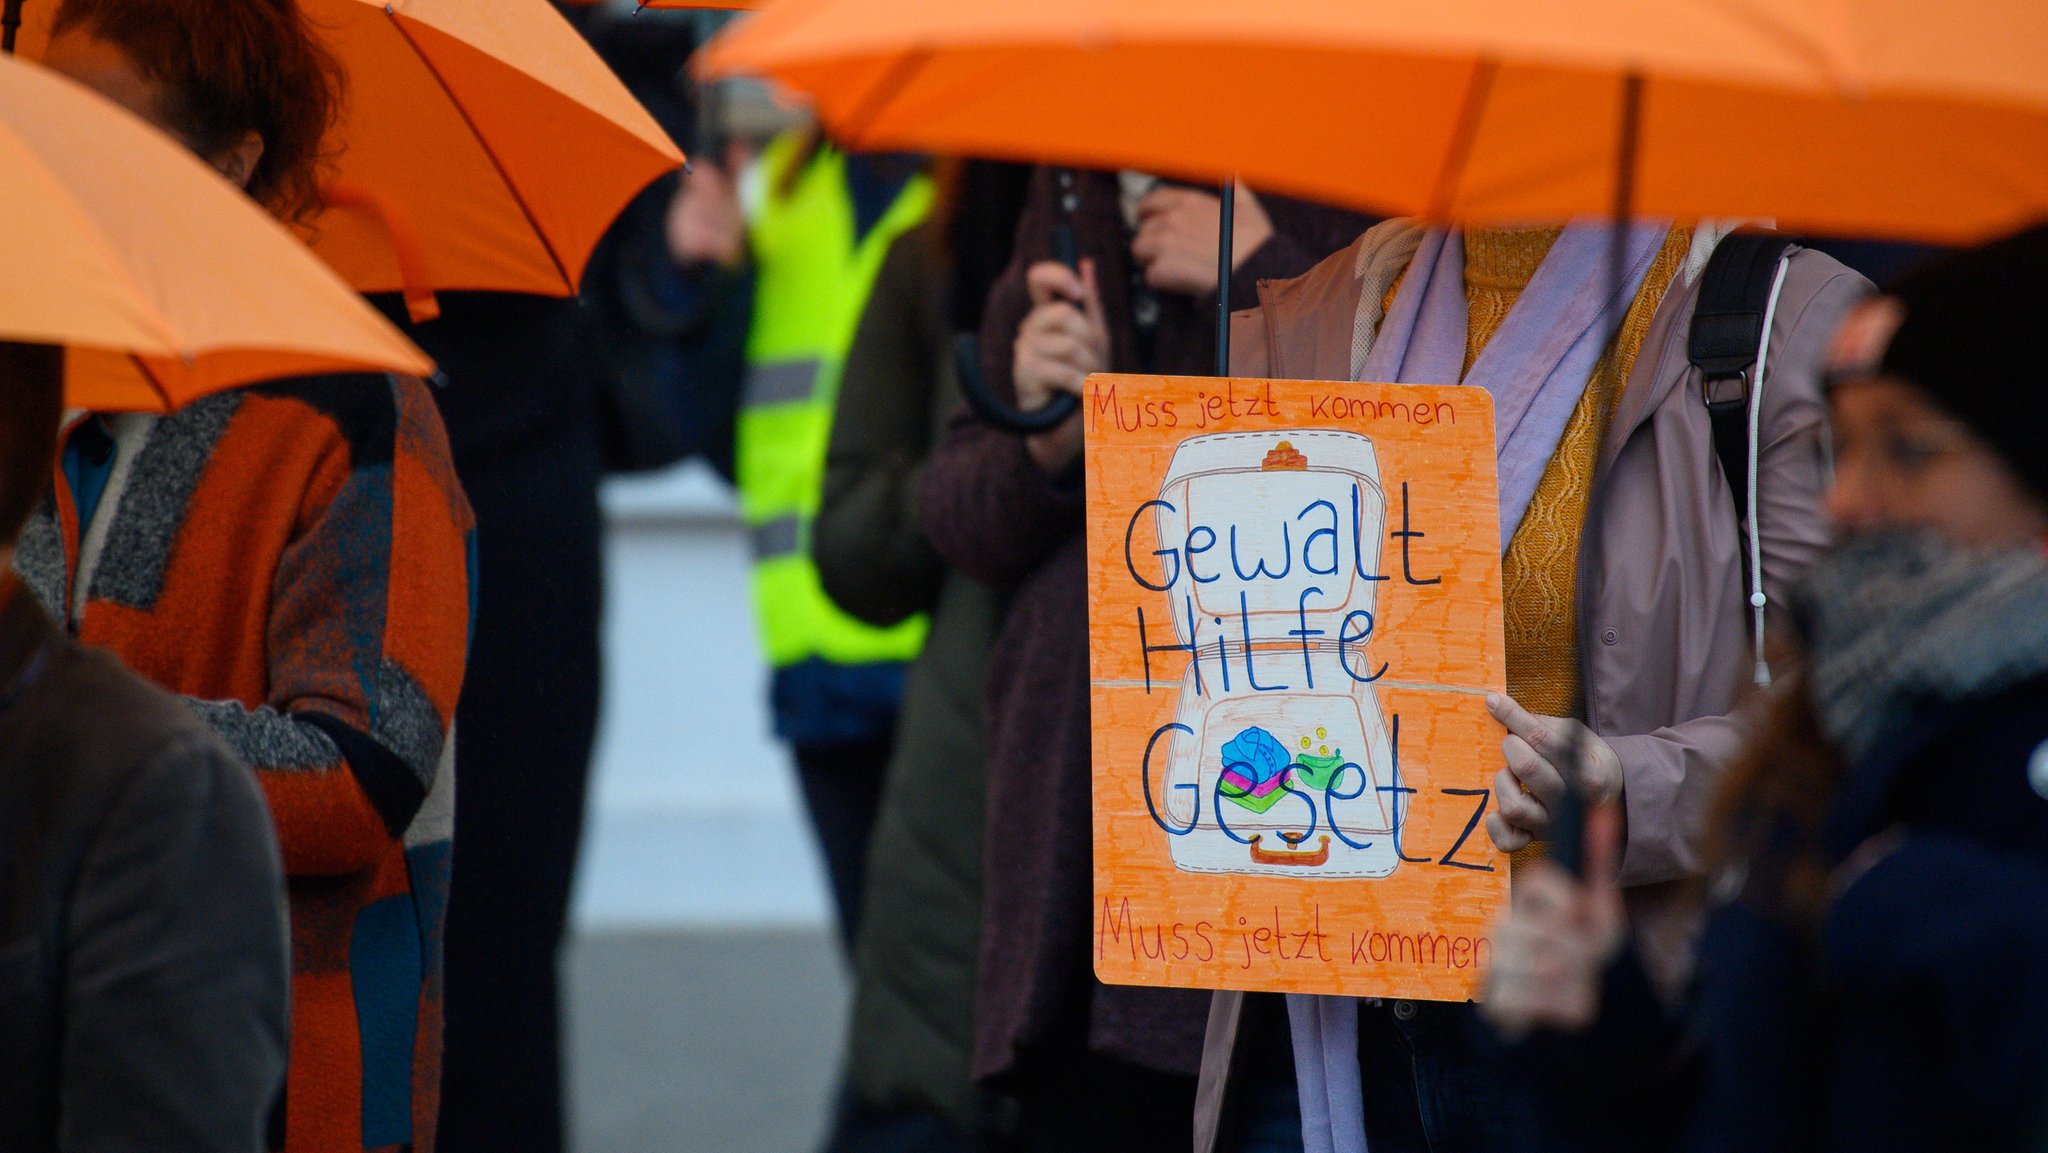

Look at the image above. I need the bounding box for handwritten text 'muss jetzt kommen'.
[1092,377,1459,434]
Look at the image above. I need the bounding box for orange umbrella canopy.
[699,0,2048,244]
[0,53,431,411]
[560,1,758,8]
[20,0,687,312]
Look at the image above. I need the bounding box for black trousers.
[434,430,604,1153]
[792,739,893,953]
[1009,1044,1198,1153]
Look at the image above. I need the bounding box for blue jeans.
[1359,1000,1539,1153]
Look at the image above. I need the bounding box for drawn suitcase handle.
[1248,834,1332,867]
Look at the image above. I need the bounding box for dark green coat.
[815,223,1000,1131]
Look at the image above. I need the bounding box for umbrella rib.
[129,353,178,413]
[838,46,932,150]
[1424,56,1496,223]
[385,14,577,297]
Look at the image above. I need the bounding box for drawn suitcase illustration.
[1150,429,1402,879]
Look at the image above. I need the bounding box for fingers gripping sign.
[1482,692,1624,855]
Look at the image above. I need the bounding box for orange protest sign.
[1087,374,1507,1002]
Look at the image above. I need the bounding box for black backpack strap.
[1688,231,1797,527]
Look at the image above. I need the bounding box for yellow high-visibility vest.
[738,135,932,669]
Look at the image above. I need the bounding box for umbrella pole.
[1216,179,1235,376]
[1,0,23,55]
[1609,72,1643,338]
[1581,72,1646,737]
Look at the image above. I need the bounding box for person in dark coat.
[383,292,606,1153]
[1481,224,2048,1153]
[0,342,290,1153]
[814,162,1030,1152]
[918,170,1370,1152]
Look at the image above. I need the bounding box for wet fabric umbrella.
[696,0,2048,245]
[14,0,686,319]
[0,52,430,410]
[698,0,2048,429]
[562,1,760,9]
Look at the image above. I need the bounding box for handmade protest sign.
[1087,374,1506,1002]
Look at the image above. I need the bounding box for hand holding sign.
[1484,692,1624,855]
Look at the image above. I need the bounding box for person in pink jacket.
[1195,221,1867,1153]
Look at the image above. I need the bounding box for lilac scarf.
[1364,221,1666,549]
[1287,220,1668,1153]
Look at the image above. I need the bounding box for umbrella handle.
[1216,179,1234,377]
[324,182,441,324]
[953,332,1079,436]
[957,172,1084,435]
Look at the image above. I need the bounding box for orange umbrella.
[16,0,686,319]
[559,1,759,8]
[0,52,431,411]
[697,0,2048,246]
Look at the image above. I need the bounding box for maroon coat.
[919,168,1370,1082]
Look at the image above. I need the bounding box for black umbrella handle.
[959,169,1084,436]
[954,332,1078,435]
[2,0,24,55]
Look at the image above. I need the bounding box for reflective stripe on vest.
[736,135,933,670]
[744,359,822,409]
[750,513,803,561]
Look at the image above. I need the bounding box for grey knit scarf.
[1792,530,2048,764]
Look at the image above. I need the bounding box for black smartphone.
[1543,729,1591,878]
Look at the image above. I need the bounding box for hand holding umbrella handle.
[959,172,1083,434]
[954,332,1078,435]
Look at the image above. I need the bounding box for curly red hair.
[53,0,344,224]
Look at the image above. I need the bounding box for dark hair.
[1701,671,1848,928]
[0,344,65,549]
[52,0,344,224]
[930,159,1032,334]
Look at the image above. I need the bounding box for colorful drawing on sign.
[1088,376,1506,1003]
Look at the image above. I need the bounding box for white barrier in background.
[570,461,834,930]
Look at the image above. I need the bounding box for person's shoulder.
[243,373,461,495]
[243,372,404,466]
[0,640,261,884]
[1265,218,1419,301]
[1242,220,1421,376]
[1780,243,1875,313]
[1665,235,1871,324]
